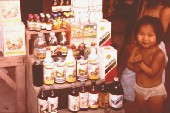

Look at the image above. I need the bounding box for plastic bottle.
[47,32,58,57]
[43,47,55,85]
[65,45,76,83]
[77,43,88,81]
[87,43,99,80]
[34,33,47,59]
[54,48,66,84]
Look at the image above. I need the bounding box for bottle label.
[43,62,54,85]
[41,23,46,30]
[99,92,109,108]
[46,24,52,30]
[68,95,79,111]
[61,46,67,56]
[27,21,35,31]
[88,59,99,80]
[84,25,97,38]
[35,22,41,31]
[79,92,89,108]
[54,61,65,83]
[35,48,46,59]
[77,59,88,81]
[65,62,76,82]
[109,93,123,108]
[50,46,58,56]
[38,99,47,113]
[89,93,99,108]
[48,97,58,112]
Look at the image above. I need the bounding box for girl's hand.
[133,52,142,64]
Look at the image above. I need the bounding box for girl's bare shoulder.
[153,47,165,60]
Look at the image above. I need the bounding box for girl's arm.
[127,46,140,72]
[137,50,165,78]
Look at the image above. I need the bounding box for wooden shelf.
[25,28,124,113]
[59,108,125,113]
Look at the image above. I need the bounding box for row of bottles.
[38,77,124,113]
[38,86,58,113]
[27,12,73,31]
[33,32,67,59]
[33,37,100,86]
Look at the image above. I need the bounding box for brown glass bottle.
[109,77,124,110]
[79,81,89,111]
[89,80,99,110]
[48,86,58,113]
[68,83,79,112]
[37,87,48,113]
[32,60,43,87]
[99,80,109,108]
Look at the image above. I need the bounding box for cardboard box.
[69,20,84,47]
[1,22,26,57]
[0,25,3,51]
[96,19,111,46]
[98,46,117,82]
[0,0,21,23]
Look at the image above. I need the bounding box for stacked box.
[1,22,26,57]
[96,19,111,46]
[98,46,117,82]
[0,25,3,51]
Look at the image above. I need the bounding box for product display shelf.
[25,28,125,113]
[27,55,125,113]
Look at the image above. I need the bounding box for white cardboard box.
[1,22,26,57]
[96,19,111,46]
[98,46,117,82]
[0,0,21,23]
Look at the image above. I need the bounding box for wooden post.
[15,65,26,113]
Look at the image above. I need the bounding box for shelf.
[25,28,68,39]
[28,55,112,95]
[59,108,125,113]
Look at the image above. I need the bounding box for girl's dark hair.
[134,15,164,44]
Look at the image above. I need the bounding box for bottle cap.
[114,77,119,81]
[38,33,44,37]
[50,85,55,90]
[61,31,66,35]
[50,32,55,36]
[40,86,45,91]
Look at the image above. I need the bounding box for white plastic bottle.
[87,43,99,80]
[65,45,76,83]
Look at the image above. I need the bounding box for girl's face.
[137,24,157,48]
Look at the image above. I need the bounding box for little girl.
[127,16,167,113]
